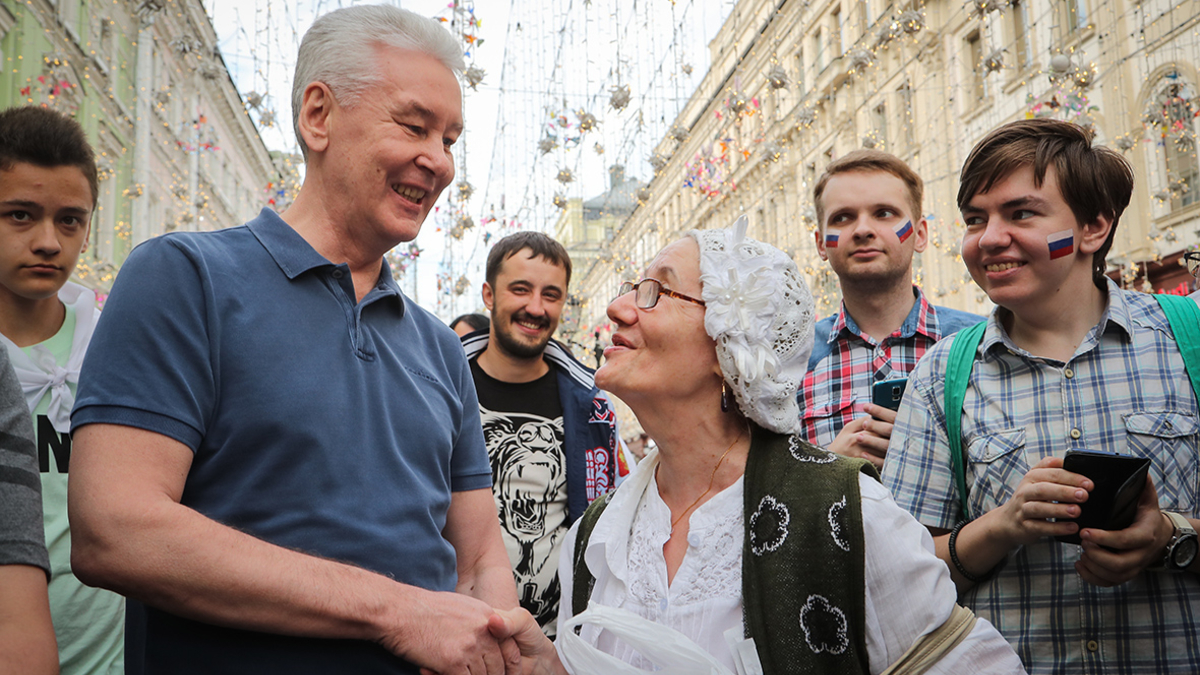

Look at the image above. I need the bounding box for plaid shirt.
[884,281,1200,675]
[798,287,981,448]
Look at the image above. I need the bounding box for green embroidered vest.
[572,425,877,675]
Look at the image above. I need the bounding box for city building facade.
[576,0,1200,338]
[0,0,279,291]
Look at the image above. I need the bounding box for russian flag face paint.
[825,232,839,248]
[894,219,913,243]
[1047,229,1074,260]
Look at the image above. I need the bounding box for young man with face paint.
[799,150,982,468]
[884,119,1200,674]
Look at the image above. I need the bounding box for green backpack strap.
[569,490,613,631]
[944,321,988,524]
[1155,294,1200,402]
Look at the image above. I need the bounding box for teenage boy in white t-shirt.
[0,106,123,674]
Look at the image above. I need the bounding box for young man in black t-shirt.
[464,232,621,636]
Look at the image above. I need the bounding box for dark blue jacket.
[462,333,619,525]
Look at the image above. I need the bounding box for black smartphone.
[871,378,908,411]
[1055,450,1152,545]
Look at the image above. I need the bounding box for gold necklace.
[669,424,746,532]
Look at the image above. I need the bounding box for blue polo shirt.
[73,208,492,674]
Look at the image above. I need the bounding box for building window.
[871,101,888,150]
[813,27,825,71]
[1010,0,1032,70]
[858,0,872,34]
[832,6,844,57]
[898,82,915,151]
[58,0,80,41]
[965,30,986,104]
[794,48,806,95]
[1150,82,1200,210]
[1058,0,1087,37]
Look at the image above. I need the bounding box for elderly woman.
[498,218,1023,674]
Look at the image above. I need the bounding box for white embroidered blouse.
[556,450,1026,674]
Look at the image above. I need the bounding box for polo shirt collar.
[828,285,938,344]
[982,277,1132,358]
[246,207,405,310]
[247,208,334,280]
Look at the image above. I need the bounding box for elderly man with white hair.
[67,6,520,675]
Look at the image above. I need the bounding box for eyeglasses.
[1185,251,1200,277]
[617,279,706,309]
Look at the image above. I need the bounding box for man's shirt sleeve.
[449,351,492,492]
[882,338,961,530]
[0,349,49,574]
[72,237,215,450]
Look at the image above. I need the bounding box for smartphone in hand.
[1056,449,1151,545]
[871,378,908,412]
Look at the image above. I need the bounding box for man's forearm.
[447,488,519,610]
[932,510,1015,592]
[73,493,415,644]
[0,565,59,675]
[68,424,423,648]
[460,556,519,610]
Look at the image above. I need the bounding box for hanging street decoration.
[609,84,632,111]
[759,140,783,163]
[847,48,873,73]
[982,49,1005,75]
[767,63,789,90]
[683,141,734,198]
[726,85,750,114]
[464,64,486,90]
[386,243,422,277]
[171,35,203,55]
[576,110,599,133]
[898,10,925,34]
[969,0,1002,18]
[556,168,575,184]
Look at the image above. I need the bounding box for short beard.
[493,316,552,360]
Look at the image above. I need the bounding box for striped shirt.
[883,281,1200,675]
[799,287,981,448]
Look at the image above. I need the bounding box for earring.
[720,380,730,413]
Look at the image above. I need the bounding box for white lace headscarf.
[688,215,815,434]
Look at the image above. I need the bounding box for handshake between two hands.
[415,605,564,675]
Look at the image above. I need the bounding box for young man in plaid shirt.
[799,150,981,467]
[884,119,1200,674]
